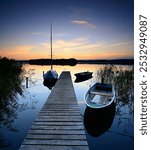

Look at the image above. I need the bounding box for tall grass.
[97,65,134,112]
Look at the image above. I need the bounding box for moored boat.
[74,71,93,78]
[84,82,115,109]
[43,70,58,89]
[43,22,58,87]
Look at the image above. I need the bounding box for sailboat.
[43,22,58,88]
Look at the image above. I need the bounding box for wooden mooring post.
[19,71,89,150]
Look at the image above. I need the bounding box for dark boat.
[84,82,115,109]
[43,70,58,89]
[43,22,58,86]
[74,71,93,78]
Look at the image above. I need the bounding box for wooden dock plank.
[31,125,84,130]
[39,112,81,116]
[36,116,82,120]
[26,134,86,140]
[35,118,82,122]
[28,129,86,135]
[20,145,89,150]
[33,121,83,126]
[19,71,89,150]
[23,139,88,146]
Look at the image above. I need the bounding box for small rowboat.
[84,83,115,109]
[74,71,93,78]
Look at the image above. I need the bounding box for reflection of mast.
[50,21,53,70]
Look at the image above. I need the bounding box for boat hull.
[43,70,58,89]
[84,83,115,109]
[74,71,93,78]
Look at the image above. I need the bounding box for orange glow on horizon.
[0,51,133,60]
[0,48,133,60]
[0,38,133,60]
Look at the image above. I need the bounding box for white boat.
[84,83,115,109]
[43,22,58,85]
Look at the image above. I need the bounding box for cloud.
[53,32,68,37]
[71,20,96,28]
[41,43,50,48]
[0,45,33,59]
[30,32,68,38]
[26,32,50,38]
[31,32,45,36]
[40,37,106,59]
[41,37,90,49]
[4,45,34,54]
[103,42,129,48]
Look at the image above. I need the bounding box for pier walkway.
[19,71,89,150]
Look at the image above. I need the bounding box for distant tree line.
[29,58,77,66]
[78,59,134,65]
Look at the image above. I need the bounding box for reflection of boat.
[84,82,115,109]
[74,71,93,78]
[74,74,93,83]
[43,22,58,85]
[84,101,115,137]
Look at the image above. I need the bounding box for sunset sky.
[0,0,134,60]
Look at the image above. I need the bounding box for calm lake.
[0,64,134,150]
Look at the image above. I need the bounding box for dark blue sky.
[0,0,134,60]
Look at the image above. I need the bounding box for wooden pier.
[19,71,89,150]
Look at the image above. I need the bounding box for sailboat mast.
[50,21,53,70]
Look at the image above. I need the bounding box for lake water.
[0,64,134,150]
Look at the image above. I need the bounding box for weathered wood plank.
[20,145,89,150]
[31,125,84,130]
[41,108,80,111]
[43,104,78,106]
[40,109,80,112]
[23,139,88,146]
[43,103,79,106]
[36,116,82,119]
[28,129,85,135]
[39,112,81,116]
[33,121,83,126]
[35,119,82,122]
[35,117,82,122]
[43,106,79,110]
[26,134,86,140]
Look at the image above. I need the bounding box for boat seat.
[90,91,113,96]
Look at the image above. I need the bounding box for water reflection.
[43,79,57,90]
[0,63,134,150]
[84,102,115,137]
[74,75,93,83]
[0,58,24,128]
[24,69,37,88]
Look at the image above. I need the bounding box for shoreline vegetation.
[17,58,134,66]
[0,57,24,127]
